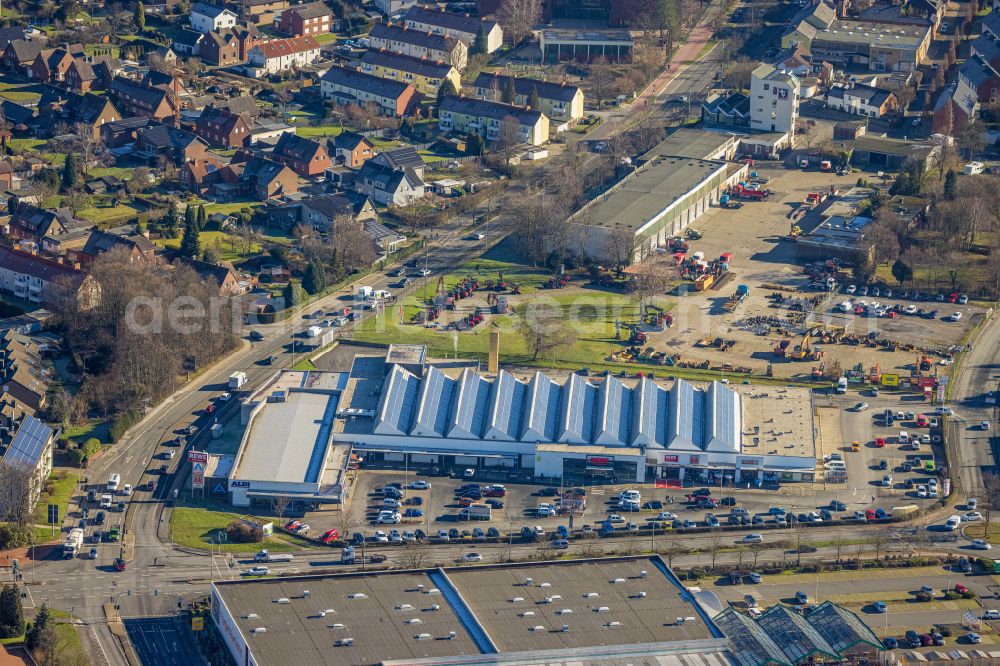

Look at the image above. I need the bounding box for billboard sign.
[188,451,209,464]
[663,455,679,463]
[881,373,899,387]
[192,462,205,489]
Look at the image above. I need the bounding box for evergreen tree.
[179,218,200,257]
[437,78,457,107]
[197,204,207,230]
[25,603,49,650]
[164,202,180,236]
[465,131,484,156]
[471,24,487,55]
[528,85,540,110]
[282,281,303,309]
[943,169,957,200]
[61,152,80,192]
[0,584,24,639]
[891,258,913,286]
[501,78,516,104]
[184,204,195,228]
[135,1,146,32]
[302,260,326,295]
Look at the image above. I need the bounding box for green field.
[156,228,292,263]
[7,138,45,151]
[87,167,136,179]
[169,505,311,553]
[30,472,80,527]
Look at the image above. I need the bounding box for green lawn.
[41,152,66,167]
[315,33,338,44]
[204,201,262,216]
[0,91,40,103]
[294,125,343,138]
[77,204,139,225]
[87,167,135,179]
[156,228,292,263]
[30,472,80,527]
[169,505,309,553]
[291,358,318,371]
[50,609,86,663]
[63,420,111,444]
[7,138,45,151]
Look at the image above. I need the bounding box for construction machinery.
[685,229,703,239]
[773,339,791,357]
[719,194,743,209]
[616,321,648,345]
[788,332,812,360]
[643,304,673,328]
[730,183,770,201]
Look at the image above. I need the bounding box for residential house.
[0,332,49,414]
[2,40,42,75]
[63,92,122,139]
[1,100,35,133]
[700,93,751,128]
[320,65,418,117]
[134,124,214,166]
[199,24,265,65]
[247,36,321,74]
[173,29,206,56]
[191,2,238,34]
[959,54,1000,106]
[64,56,120,93]
[30,48,74,84]
[749,63,799,134]
[356,159,425,206]
[0,415,55,511]
[267,192,377,230]
[221,96,262,119]
[770,43,812,78]
[238,0,288,24]
[177,257,243,295]
[473,72,584,123]
[370,146,425,179]
[373,0,418,15]
[72,227,157,267]
[108,76,178,123]
[369,23,468,70]
[182,156,224,193]
[100,116,156,148]
[826,84,899,118]
[438,95,549,145]
[403,5,503,53]
[331,131,376,168]
[271,133,332,177]
[0,28,28,52]
[84,176,125,195]
[933,78,979,135]
[359,49,461,97]
[196,106,251,148]
[0,162,13,191]
[221,155,298,200]
[0,246,96,308]
[365,218,406,254]
[7,204,80,243]
[277,1,335,37]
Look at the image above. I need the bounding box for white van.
[107,473,121,492]
[836,377,848,394]
[826,460,846,470]
[898,431,909,445]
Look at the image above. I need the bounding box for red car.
[113,558,126,571]
[955,583,969,594]
[874,437,886,448]
[483,487,506,497]
[320,529,340,543]
[285,520,302,531]
[948,293,959,303]
[205,403,216,415]
[865,509,876,521]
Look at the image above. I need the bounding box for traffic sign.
[192,462,205,489]
[191,617,204,632]
[47,504,58,524]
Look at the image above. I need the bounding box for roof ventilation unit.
[415,633,432,641]
[251,627,267,634]
[275,598,291,604]
[334,638,354,647]
[348,593,368,600]
[520,611,536,618]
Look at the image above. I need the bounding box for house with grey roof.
[403,5,502,52]
[356,159,425,206]
[439,95,549,145]
[369,22,468,70]
[826,84,899,118]
[191,2,238,33]
[473,72,584,122]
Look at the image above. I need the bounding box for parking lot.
[630,163,984,379]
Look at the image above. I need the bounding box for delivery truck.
[228,372,247,389]
[254,549,294,563]
[64,528,84,559]
[458,504,492,521]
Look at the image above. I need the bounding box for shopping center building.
[226,345,816,506]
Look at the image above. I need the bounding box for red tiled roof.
[253,35,320,60]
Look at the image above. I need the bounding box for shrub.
[225,520,264,544]
[109,409,141,443]
[67,448,85,467]
[83,438,102,459]
[916,591,933,602]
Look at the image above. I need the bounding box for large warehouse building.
[209,555,885,666]
[225,346,815,506]
[566,154,748,263]
[210,556,729,666]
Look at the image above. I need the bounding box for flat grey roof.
[540,28,633,44]
[234,391,338,485]
[736,385,815,462]
[387,343,426,366]
[213,557,728,666]
[816,19,930,48]
[573,157,727,231]
[213,570,483,666]
[446,557,717,652]
[641,129,737,161]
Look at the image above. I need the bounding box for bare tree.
[659,539,687,568]
[748,541,765,568]
[980,473,1000,539]
[706,534,723,570]
[495,0,542,44]
[791,526,810,567]
[0,463,34,527]
[868,528,892,562]
[518,304,577,362]
[398,541,428,569]
[73,122,102,176]
[271,495,292,522]
[495,115,523,172]
[603,227,636,269]
[830,533,848,562]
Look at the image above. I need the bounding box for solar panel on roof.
[2,416,51,472]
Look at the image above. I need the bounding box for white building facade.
[749,63,800,135]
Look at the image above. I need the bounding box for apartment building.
[438,95,548,145]
[359,49,461,96]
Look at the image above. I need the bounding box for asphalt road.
[949,310,999,493]
[124,617,206,666]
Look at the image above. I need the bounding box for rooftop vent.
[639,571,648,578]
[520,611,536,618]
[561,625,570,632]
[303,590,310,598]
[395,603,414,611]
[417,584,425,591]
[596,606,611,613]
[328,623,345,629]
[557,609,573,615]
[275,598,291,604]
[251,627,267,634]
[584,592,599,598]
[426,588,441,595]
[348,593,367,600]
[606,621,623,628]
[244,613,259,620]
[539,582,551,588]
[406,618,422,625]
[430,604,441,611]
[510,597,524,603]
[525,578,533,585]
[415,633,432,641]
[448,631,457,640]
[612,578,626,584]
[334,638,354,647]
[530,626,546,632]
